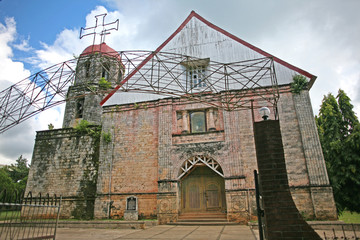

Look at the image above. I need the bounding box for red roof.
[100,11,317,106]
[80,43,120,60]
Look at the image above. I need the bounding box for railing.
[321,225,359,240]
[254,170,265,240]
[0,190,61,240]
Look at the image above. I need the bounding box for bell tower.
[62,43,123,128]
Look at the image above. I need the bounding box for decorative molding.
[178,155,224,179]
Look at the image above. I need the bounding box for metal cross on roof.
[80,13,119,45]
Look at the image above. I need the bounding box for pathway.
[56,225,259,240]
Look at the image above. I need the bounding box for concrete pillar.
[254,120,321,240]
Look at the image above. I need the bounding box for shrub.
[291,75,308,94]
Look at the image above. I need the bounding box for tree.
[0,168,15,193]
[8,155,29,183]
[337,89,358,137]
[316,89,360,213]
[0,156,30,195]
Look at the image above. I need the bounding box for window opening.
[117,70,123,84]
[190,111,206,133]
[85,61,91,78]
[188,66,206,89]
[76,98,85,118]
[102,63,110,80]
[181,58,209,91]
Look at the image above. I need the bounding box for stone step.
[168,221,239,226]
[174,212,235,226]
[178,218,228,223]
[178,212,227,219]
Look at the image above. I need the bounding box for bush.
[99,77,112,89]
[291,75,308,94]
[102,131,112,144]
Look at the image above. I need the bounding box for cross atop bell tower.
[80,13,119,45]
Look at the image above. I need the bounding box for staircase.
[168,212,239,226]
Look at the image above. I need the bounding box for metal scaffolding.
[0,51,279,134]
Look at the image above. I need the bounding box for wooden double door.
[181,166,226,213]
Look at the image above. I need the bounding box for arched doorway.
[178,156,226,213]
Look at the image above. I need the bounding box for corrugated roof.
[101,11,316,106]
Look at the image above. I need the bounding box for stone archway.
[178,156,226,213]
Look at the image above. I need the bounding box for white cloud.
[34,5,128,70]
[0,120,36,165]
[35,29,82,69]
[0,17,31,88]
[243,1,360,117]
[0,17,32,165]
[13,37,33,52]
[0,17,65,165]
[0,6,124,165]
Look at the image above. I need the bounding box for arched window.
[84,61,91,78]
[76,98,85,118]
[102,63,110,80]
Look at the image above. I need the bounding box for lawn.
[339,211,360,224]
[0,210,21,220]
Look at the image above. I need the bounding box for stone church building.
[26,11,337,224]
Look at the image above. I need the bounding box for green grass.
[339,211,360,224]
[0,211,20,220]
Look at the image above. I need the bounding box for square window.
[190,111,206,133]
[188,66,206,89]
[181,58,209,91]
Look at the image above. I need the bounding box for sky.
[0,0,359,165]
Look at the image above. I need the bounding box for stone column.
[207,108,216,131]
[181,110,189,133]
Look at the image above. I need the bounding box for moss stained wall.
[26,127,100,219]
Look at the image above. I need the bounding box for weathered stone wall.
[278,89,337,220]
[95,98,259,223]
[27,84,336,223]
[63,87,105,128]
[95,103,159,219]
[63,54,122,128]
[26,127,100,219]
[94,86,336,223]
[169,100,257,223]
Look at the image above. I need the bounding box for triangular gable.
[101,11,316,106]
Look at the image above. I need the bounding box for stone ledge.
[57,220,158,229]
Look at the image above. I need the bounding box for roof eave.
[308,75,317,90]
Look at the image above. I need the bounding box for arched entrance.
[178,156,226,213]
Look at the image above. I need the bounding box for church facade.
[25,11,337,224]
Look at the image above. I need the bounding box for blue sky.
[0,0,104,70]
[0,0,102,45]
[0,0,359,164]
